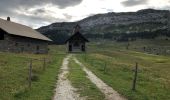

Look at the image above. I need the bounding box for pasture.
[0,39,170,100]
[0,45,65,100]
[76,40,170,100]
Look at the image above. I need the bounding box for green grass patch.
[68,58,105,100]
[76,49,170,100]
[0,45,66,100]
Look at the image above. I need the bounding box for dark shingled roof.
[65,32,89,43]
[0,18,52,41]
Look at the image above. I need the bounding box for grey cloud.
[32,9,46,15]
[1,12,68,28]
[121,0,148,7]
[34,9,46,13]
[18,0,83,9]
[101,8,114,12]
[52,0,83,9]
[106,9,114,12]
[63,13,73,20]
[0,0,83,19]
[160,6,170,10]
[0,0,83,28]
[0,6,69,28]
[149,5,170,11]
[0,0,83,10]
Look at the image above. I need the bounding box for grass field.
[89,39,170,56]
[0,45,66,100]
[0,39,170,100]
[76,40,170,100]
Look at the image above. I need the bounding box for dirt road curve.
[74,57,126,100]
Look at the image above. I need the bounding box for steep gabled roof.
[65,32,89,43]
[0,18,52,41]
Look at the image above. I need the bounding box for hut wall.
[0,34,48,54]
[68,41,86,52]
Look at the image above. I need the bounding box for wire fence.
[27,57,52,88]
[83,53,140,91]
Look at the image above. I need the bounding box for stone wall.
[0,34,9,52]
[168,11,170,31]
[0,33,49,54]
[67,40,86,52]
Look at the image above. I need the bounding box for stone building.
[168,11,170,32]
[65,24,89,52]
[0,17,52,54]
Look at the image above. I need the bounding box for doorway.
[81,45,85,52]
[36,45,40,54]
[0,29,5,40]
[69,45,72,52]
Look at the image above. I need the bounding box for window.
[0,30,4,40]
[36,45,40,54]
[73,41,79,47]
[21,47,24,52]
[36,46,40,50]
[27,44,30,47]
[15,43,18,46]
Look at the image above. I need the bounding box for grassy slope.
[0,45,66,100]
[1,40,169,100]
[68,58,105,100]
[76,41,170,100]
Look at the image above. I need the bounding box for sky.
[0,0,170,28]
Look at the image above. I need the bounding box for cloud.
[159,6,170,10]
[0,0,83,9]
[101,8,114,12]
[12,7,72,28]
[63,13,73,20]
[33,9,46,15]
[6,12,69,28]
[52,0,83,9]
[0,0,169,28]
[0,0,83,18]
[121,0,148,7]
[0,0,83,28]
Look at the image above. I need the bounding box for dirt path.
[74,57,126,100]
[53,55,84,100]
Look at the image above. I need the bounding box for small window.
[21,47,24,52]
[36,46,40,50]
[27,44,30,47]
[74,41,80,47]
[36,46,40,54]
[15,43,18,46]
[0,32,4,40]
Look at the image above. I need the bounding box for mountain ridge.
[37,9,170,44]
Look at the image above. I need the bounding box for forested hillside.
[37,9,170,44]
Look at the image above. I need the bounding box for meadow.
[0,45,66,100]
[76,39,170,100]
[0,39,170,100]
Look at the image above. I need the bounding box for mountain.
[37,9,170,44]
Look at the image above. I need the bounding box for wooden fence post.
[28,59,32,88]
[43,58,46,71]
[132,62,138,91]
[104,61,107,73]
